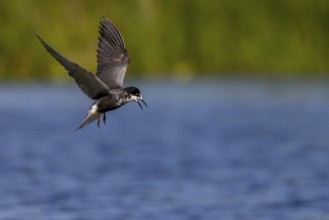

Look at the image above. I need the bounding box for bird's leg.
[103,113,106,126]
[97,114,100,128]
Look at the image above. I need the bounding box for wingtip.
[100,16,110,22]
[35,33,42,42]
[99,16,110,26]
[97,16,126,50]
[100,16,106,21]
[35,34,47,46]
[99,16,116,30]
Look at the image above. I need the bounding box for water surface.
[0,80,329,219]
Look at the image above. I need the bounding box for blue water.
[0,80,329,219]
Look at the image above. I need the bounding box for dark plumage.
[36,17,147,130]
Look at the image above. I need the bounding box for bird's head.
[125,86,148,110]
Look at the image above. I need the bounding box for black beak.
[141,99,148,108]
[137,101,144,110]
[136,99,148,110]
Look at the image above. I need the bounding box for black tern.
[36,17,147,130]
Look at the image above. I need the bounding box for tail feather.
[75,111,100,131]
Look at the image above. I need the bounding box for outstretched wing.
[36,34,109,100]
[96,17,129,89]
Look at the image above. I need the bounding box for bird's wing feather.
[36,34,109,100]
[96,17,129,89]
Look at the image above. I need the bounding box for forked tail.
[75,110,100,131]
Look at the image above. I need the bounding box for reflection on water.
[0,80,329,219]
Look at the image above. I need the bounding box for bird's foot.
[97,114,100,128]
[103,113,106,126]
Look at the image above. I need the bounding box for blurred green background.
[1,0,329,81]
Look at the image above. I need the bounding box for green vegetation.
[1,0,329,81]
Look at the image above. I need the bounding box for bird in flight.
[36,17,147,130]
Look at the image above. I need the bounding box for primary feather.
[96,17,130,89]
[36,34,109,100]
